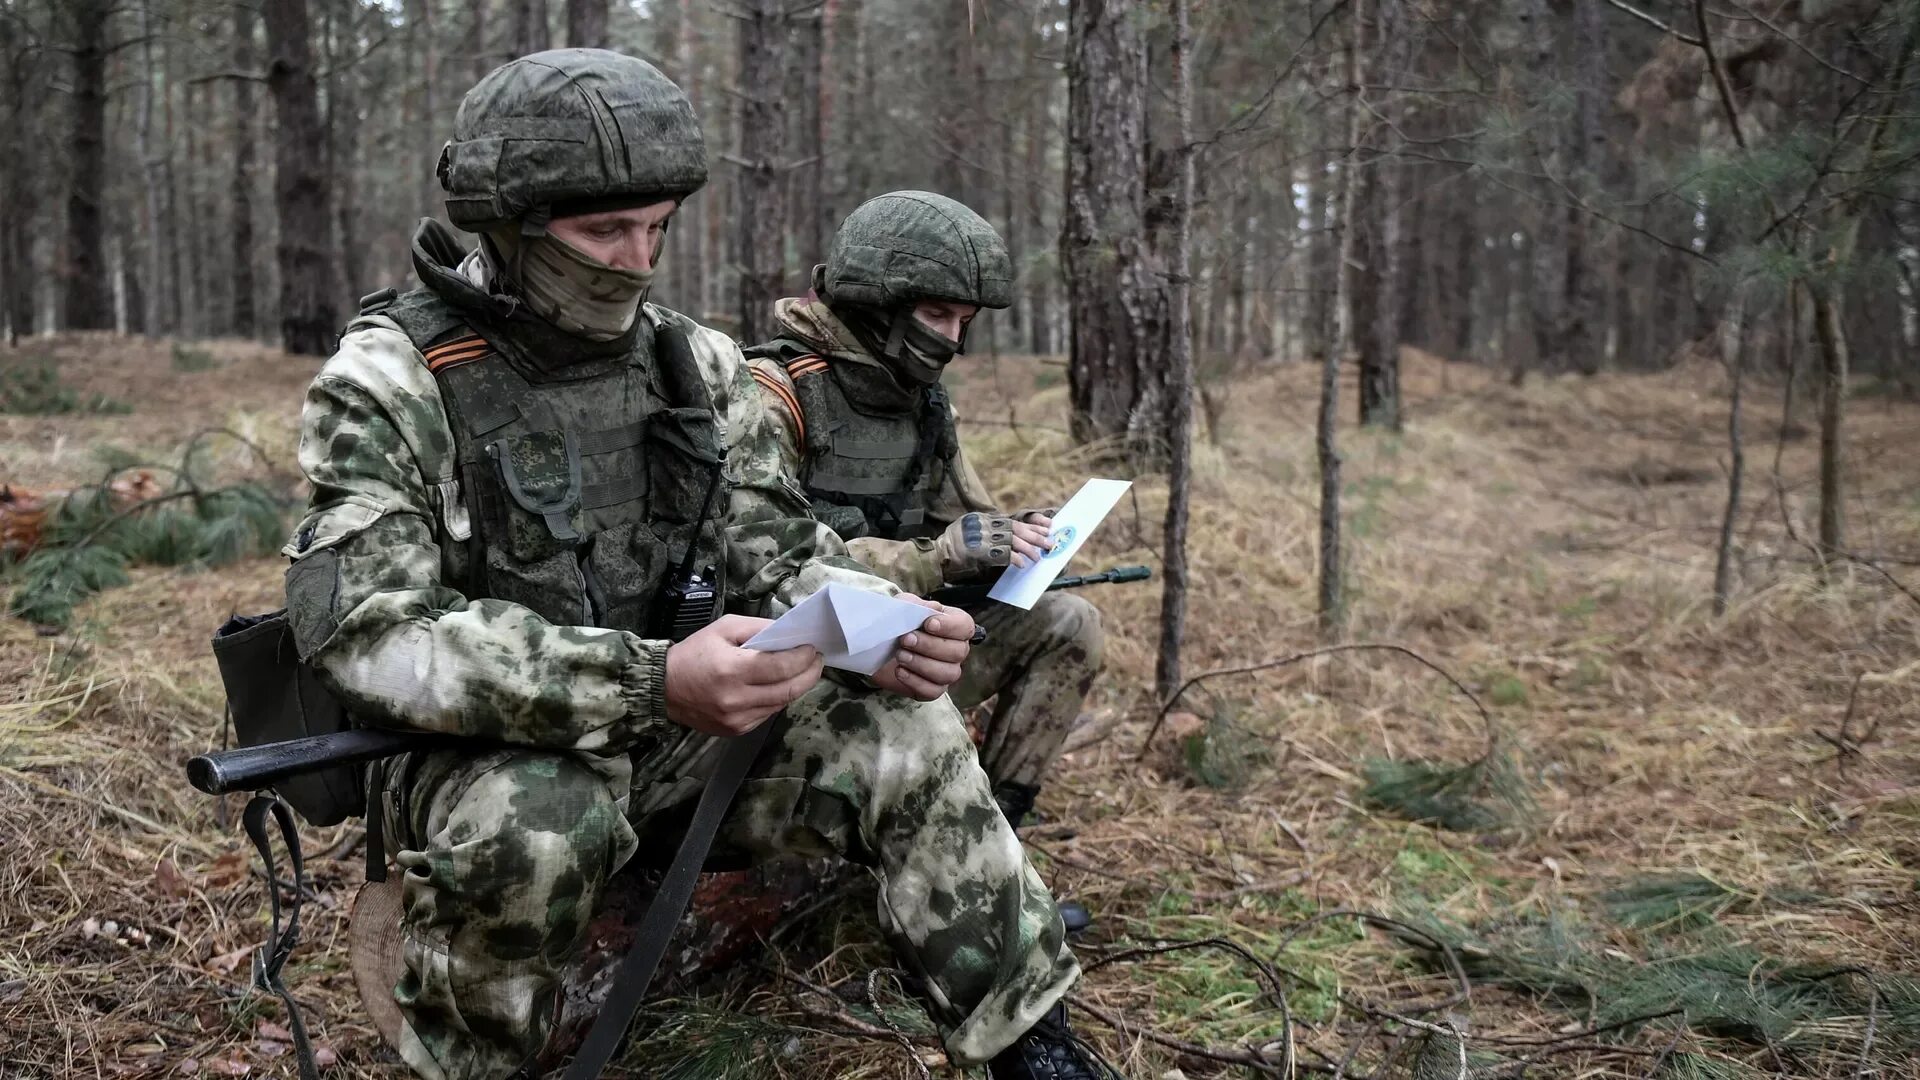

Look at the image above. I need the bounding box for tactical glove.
[1013,506,1060,525]
[936,512,1018,582]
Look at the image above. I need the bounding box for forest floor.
[1,332,1917,1079]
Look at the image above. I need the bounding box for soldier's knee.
[447,752,625,881]
[1035,592,1105,668]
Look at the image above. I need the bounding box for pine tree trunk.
[264,0,341,356]
[1811,280,1848,559]
[1304,154,1334,364]
[1322,0,1365,636]
[330,0,364,299]
[1026,92,1053,355]
[467,0,491,81]
[419,0,439,217]
[565,0,608,48]
[1713,296,1748,615]
[673,0,709,320]
[513,0,550,56]
[1062,0,1167,462]
[1444,175,1475,358]
[734,0,790,344]
[231,1,259,338]
[1,15,41,341]
[1561,0,1605,374]
[786,9,826,269]
[1155,0,1195,703]
[64,0,112,331]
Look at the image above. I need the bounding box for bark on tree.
[467,0,491,80]
[734,0,790,344]
[787,8,827,270]
[1712,295,1748,616]
[1322,0,1366,636]
[63,0,112,331]
[672,0,709,320]
[565,0,608,48]
[1356,0,1401,430]
[1560,0,1606,374]
[512,0,550,57]
[1155,0,1195,702]
[231,1,258,338]
[330,0,364,298]
[1,15,42,340]
[1062,0,1168,462]
[264,0,341,356]
[1811,280,1848,559]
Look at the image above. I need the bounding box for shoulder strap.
[751,356,812,448]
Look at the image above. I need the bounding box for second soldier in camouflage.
[745,191,1106,828]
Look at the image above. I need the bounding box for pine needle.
[621,1005,801,1079]
[1361,746,1533,832]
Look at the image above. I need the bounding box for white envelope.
[987,478,1132,609]
[742,582,934,675]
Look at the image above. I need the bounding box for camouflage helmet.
[818,191,1013,311]
[438,49,708,233]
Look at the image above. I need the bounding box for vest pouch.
[489,430,585,551]
[211,610,361,827]
[644,407,728,524]
[482,430,593,625]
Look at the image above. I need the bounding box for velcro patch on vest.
[423,333,490,373]
[751,367,807,446]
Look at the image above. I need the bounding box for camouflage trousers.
[949,591,1105,794]
[377,680,1080,1080]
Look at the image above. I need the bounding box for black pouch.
[211,610,361,827]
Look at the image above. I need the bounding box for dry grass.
[2,334,1917,1078]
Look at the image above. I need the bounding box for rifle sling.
[243,795,322,1080]
[561,720,775,1079]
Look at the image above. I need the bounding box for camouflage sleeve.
[286,325,674,755]
[679,320,902,610]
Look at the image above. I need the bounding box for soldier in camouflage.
[283,50,1115,1080]
[746,192,1105,828]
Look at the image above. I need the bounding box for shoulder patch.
[423,332,489,374]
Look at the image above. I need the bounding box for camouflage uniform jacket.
[748,297,999,596]
[288,251,888,802]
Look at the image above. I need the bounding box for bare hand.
[1008,517,1054,568]
[871,596,975,700]
[664,615,824,736]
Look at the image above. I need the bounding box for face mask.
[892,316,961,385]
[489,228,655,341]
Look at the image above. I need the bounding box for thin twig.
[1071,995,1287,1075]
[1142,644,1494,763]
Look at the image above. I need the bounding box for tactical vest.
[747,341,956,542]
[370,289,730,639]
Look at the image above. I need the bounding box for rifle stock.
[187,727,445,796]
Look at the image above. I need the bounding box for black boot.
[993,781,1040,828]
[987,1001,1123,1080]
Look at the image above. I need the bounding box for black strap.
[561,722,774,1079]
[243,795,322,1080]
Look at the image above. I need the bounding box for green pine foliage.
[621,1006,802,1080]
[1395,884,1920,1071]
[3,469,287,628]
[1361,746,1534,832]
[0,363,131,415]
